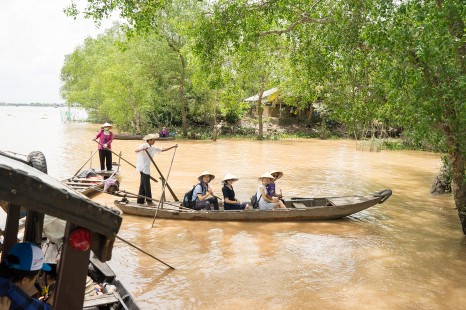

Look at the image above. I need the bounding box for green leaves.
[61,26,183,132]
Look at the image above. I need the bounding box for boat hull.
[114,190,392,221]
[113,134,174,140]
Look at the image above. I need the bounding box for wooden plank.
[65,179,104,184]
[54,223,90,310]
[83,294,119,308]
[292,202,308,209]
[327,197,360,206]
[65,182,101,186]
[24,211,44,245]
[2,203,20,262]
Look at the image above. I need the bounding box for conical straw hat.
[143,133,159,141]
[269,170,283,180]
[198,171,215,181]
[258,172,274,180]
[222,173,239,182]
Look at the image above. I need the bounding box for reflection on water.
[1,106,466,309]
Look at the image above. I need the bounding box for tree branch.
[258,0,328,36]
[260,15,328,36]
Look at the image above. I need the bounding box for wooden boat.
[0,150,140,309]
[86,255,139,309]
[113,189,392,221]
[113,133,174,140]
[62,161,121,196]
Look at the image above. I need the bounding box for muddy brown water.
[1,106,466,309]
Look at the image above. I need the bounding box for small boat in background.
[62,162,121,196]
[113,133,174,140]
[113,134,143,140]
[114,189,392,221]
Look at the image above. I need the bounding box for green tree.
[370,0,466,233]
[66,0,204,138]
[61,27,181,133]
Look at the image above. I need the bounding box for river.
[1,106,465,309]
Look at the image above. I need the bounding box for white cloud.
[0,0,118,104]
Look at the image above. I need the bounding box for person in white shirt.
[135,133,177,205]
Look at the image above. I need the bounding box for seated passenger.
[159,127,169,138]
[192,171,219,210]
[256,173,286,210]
[266,170,284,199]
[221,173,251,210]
[34,263,57,305]
[0,242,52,309]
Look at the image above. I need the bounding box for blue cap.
[6,242,51,272]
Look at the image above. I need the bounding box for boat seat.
[292,202,308,209]
[83,293,119,308]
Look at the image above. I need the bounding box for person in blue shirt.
[192,171,219,210]
[0,242,52,309]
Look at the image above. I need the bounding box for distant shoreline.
[0,103,63,107]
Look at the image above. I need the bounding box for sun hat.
[143,133,160,141]
[84,276,95,296]
[101,122,112,129]
[258,172,275,180]
[269,170,283,180]
[198,171,215,182]
[222,173,239,183]
[6,242,51,272]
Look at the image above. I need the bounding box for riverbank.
[145,116,412,153]
[156,116,339,140]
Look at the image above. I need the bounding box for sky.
[0,1,118,104]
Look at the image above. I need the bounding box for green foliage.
[219,97,249,124]
[63,0,466,231]
[61,26,185,133]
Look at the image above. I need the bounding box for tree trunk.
[257,93,264,140]
[257,77,265,140]
[130,97,141,134]
[450,149,466,234]
[179,54,188,138]
[442,3,466,234]
[307,103,314,124]
[442,101,466,234]
[212,92,218,141]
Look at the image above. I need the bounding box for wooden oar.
[111,189,183,209]
[116,235,175,270]
[72,150,98,177]
[152,147,177,226]
[144,149,178,201]
[93,140,158,183]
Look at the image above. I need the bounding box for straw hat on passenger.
[143,133,159,141]
[222,173,239,183]
[101,122,112,129]
[269,170,283,180]
[258,172,274,180]
[84,276,95,296]
[198,171,215,182]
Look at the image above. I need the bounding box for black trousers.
[98,149,112,171]
[137,172,152,204]
[194,197,219,210]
